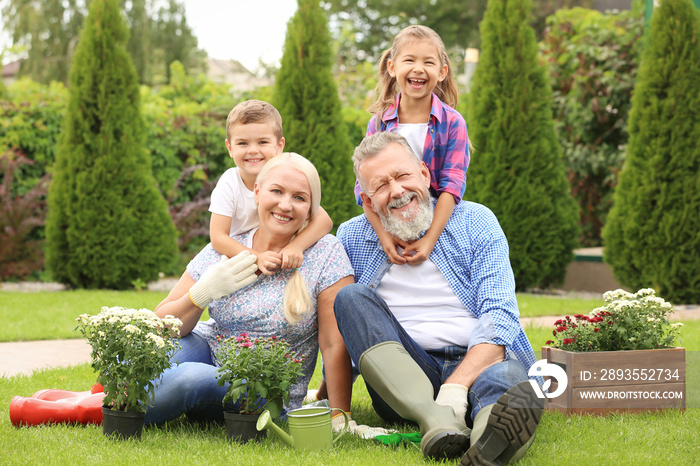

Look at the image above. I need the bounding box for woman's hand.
[188,251,258,309]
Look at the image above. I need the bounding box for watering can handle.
[330,408,349,444]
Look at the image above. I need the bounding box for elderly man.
[334,132,544,464]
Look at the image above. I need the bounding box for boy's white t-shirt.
[397,123,429,160]
[209,167,258,237]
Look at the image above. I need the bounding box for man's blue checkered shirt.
[336,201,537,371]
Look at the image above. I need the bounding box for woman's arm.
[317,275,354,415]
[154,270,204,337]
[154,251,259,336]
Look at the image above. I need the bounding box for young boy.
[209,100,332,275]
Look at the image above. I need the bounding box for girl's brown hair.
[368,25,459,121]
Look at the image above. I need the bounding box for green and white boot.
[460,381,544,465]
[359,341,471,461]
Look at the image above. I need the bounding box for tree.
[0,0,86,85]
[321,0,591,65]
[466,0,579,290]
[0,0,202,85]
[45,0,177,289]
[273,0,358,228]
[602,0,700,303]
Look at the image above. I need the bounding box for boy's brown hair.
[226,100,283,142]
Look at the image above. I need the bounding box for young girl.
[356,25,470,265]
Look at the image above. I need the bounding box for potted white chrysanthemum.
[76,306,182,439]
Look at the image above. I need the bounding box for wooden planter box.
[541,346,686,415]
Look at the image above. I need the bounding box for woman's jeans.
[144,332,233,426]
[334,283,528,426]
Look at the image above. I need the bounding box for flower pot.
[224,411,266,443]
[541,346,686,415]
[102,407,146,439]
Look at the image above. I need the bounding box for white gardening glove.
[435,383,469,427]
[331,413,397,439]
[188,251,258,309]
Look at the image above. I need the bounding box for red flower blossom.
[546,340,555,345]
[556,326,567,333]
[594,328,600,332]
[562,338,574,345]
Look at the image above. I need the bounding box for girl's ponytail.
[368,48,398,119]
[434,52,459,110]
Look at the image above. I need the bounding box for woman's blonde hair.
[255,153,321,325]
[368,25,459,121]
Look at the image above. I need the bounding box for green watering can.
[256,406,349,450]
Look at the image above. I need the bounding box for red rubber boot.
[10,392,105,426]
[32,383,104,401]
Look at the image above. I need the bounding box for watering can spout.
[256,410,295,447]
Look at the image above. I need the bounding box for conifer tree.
[45,0,177,289]
[273,0,358,228]
[602,0,700,303]
[466,0,579,290]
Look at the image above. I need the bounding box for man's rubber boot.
[9,392,106,426]
[359,341,470,461]
[459,381,543,465]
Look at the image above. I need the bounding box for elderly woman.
[145,153,353,425]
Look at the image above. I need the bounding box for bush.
[0,79,67,197]
[602,0,700,303]
[45,0,178,289]
[273,0,360,229]
[0,151,49,280]
[541,4,644,246]
[466,0,580,290]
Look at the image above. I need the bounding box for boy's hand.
[257,251,283,276]
[378,230,408,265]
[280,244,304,269]
[402,235,437,265]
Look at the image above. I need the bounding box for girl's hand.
[280,244,304,269]
[378,230,408,265]
[402,235,437,265]
[257,250,283,275]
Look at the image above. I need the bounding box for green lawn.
[0,289,601,342]
[3,357,698,465]
[2,289,698,464]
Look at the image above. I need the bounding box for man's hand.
[435,383,469,427]
[188,251,258,309]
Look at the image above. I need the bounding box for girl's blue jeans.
[334,283,528,426]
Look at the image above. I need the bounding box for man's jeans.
[144,332,236,426]
[334,283,528,426]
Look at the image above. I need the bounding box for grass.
[0,289,601,343]
[3,360,699,465]
[2,289,698,464]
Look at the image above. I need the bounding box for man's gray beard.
[377,192,434,242]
